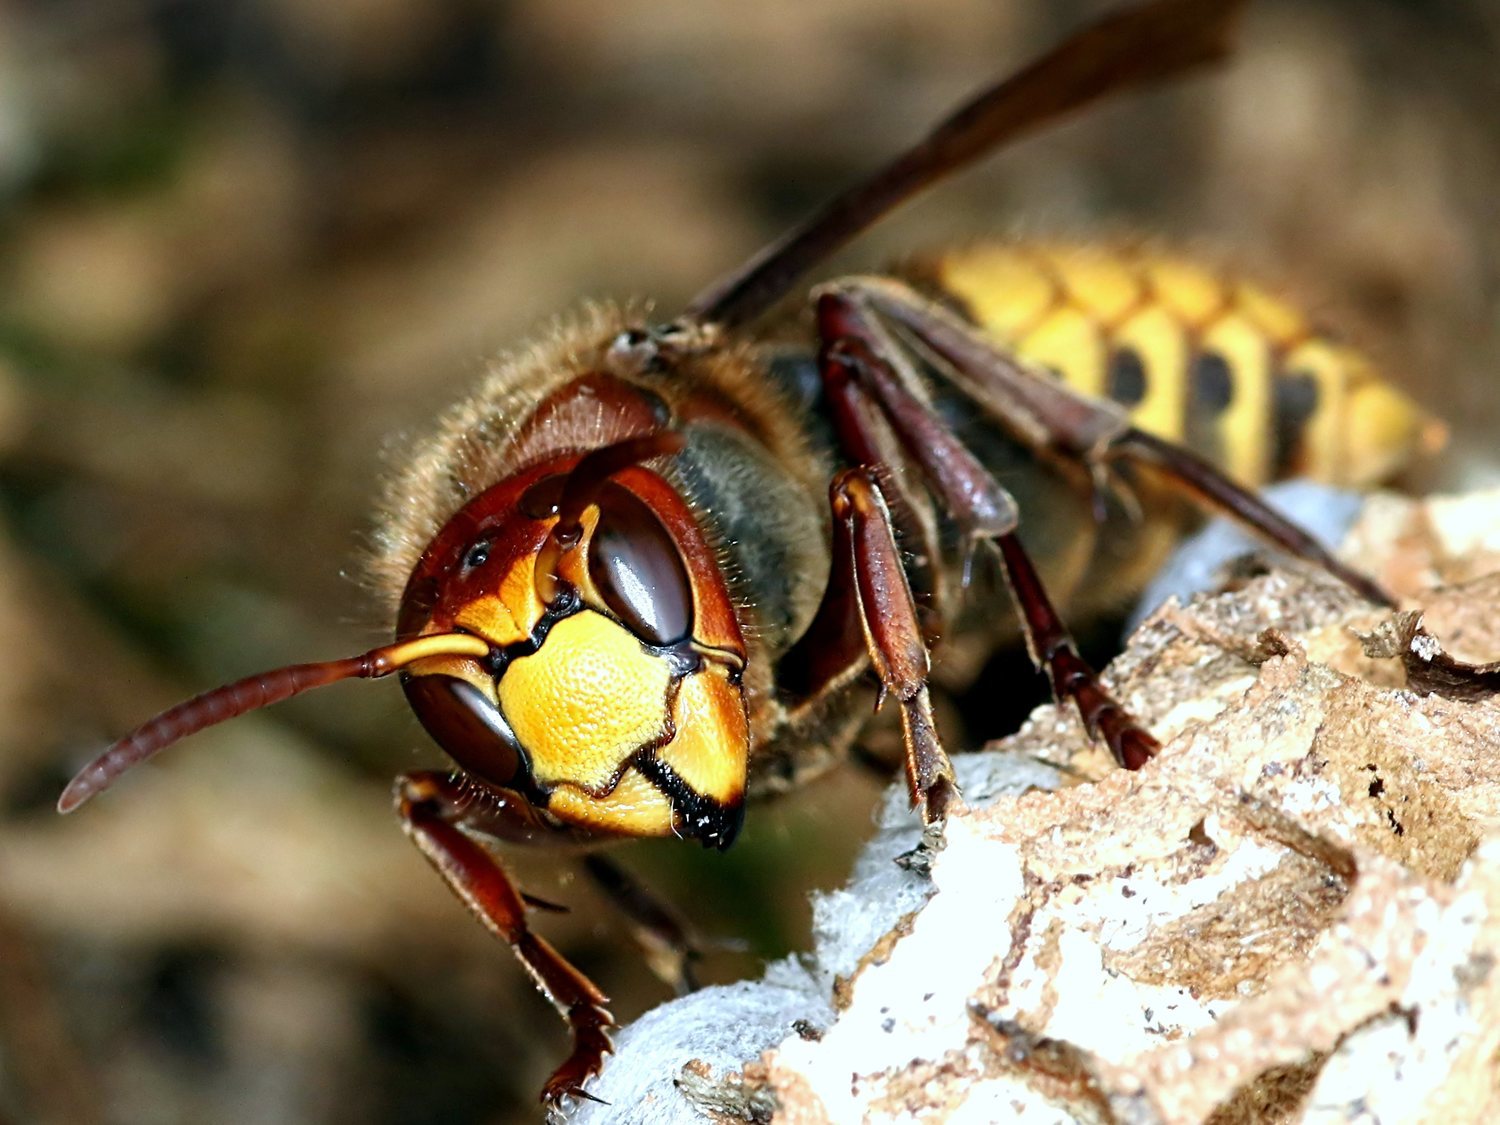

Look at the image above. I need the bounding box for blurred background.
[0,0,1495,1121]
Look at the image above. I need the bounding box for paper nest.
[565,487,1500,1125]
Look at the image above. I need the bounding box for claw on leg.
[394,772,615,1105]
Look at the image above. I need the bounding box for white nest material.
[567,487,1500,1125]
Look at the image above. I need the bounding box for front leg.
[395,771,613,1106]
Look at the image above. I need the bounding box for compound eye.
[404,675,525,787]
[588,483,694,646]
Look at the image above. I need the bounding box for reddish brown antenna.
[58,632,491,814]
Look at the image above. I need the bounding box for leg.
[817,306,1158,770]
[1103,429,1391,606]
[581,853,707,997]
[830,276,1394,606]
[994,533,1157,769]
[831,467,959,821]
[395,771,613,1106]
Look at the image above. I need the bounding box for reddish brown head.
[61,433,752,850]
[394,435,751,847]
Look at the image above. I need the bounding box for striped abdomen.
[924,241,1439,490]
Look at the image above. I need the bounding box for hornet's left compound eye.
[588,483,693,646]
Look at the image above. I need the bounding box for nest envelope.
[572,487,1500,1125]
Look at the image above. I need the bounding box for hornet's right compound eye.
[588,483,694,647]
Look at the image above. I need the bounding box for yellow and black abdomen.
[897,239,1441,629]
[928,240,1438,490]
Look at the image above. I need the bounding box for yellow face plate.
[497,610,672,793]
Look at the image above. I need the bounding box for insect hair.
[364,303,639,612]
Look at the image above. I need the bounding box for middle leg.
[581,853,711,997]
[816,292,1160,770]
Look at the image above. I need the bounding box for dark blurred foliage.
[0,1,1496,1122]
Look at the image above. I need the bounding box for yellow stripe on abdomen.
[1114,304,1189,446]
[1199,312,1274,485]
